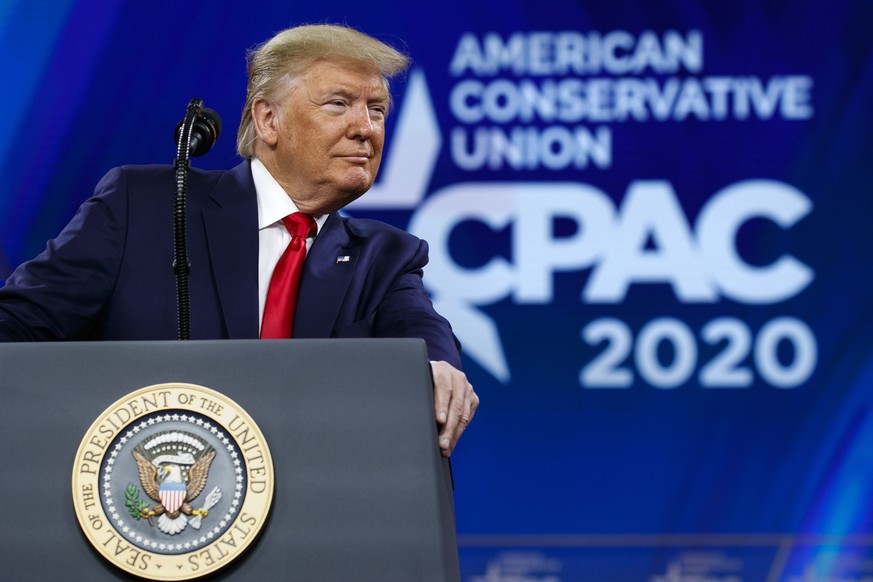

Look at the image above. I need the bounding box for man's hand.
[431,361,479,457]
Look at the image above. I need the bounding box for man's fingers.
[440,394,473,455]
[431,361,479,456]
[432,364,452,425]
[440,395,466,452]
[438,385,463,452]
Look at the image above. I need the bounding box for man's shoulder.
[93,162,252,204]
[105,162,244,186]
[339,215,421,244]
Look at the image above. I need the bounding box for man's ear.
[251,98,279,147]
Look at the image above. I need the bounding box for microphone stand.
[172,98,203,340]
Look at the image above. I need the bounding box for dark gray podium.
[0,339,459,581]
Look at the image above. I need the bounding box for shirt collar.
[251,158,326,233]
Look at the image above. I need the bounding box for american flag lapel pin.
[336,255,351,264]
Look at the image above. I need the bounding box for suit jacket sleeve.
[0,168,128,340]
[372,237,462,368]
[300,216,463,369]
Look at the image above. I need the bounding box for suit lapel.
[201,161,260,338]
[294,212,359,338]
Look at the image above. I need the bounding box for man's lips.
[340,153,371,159]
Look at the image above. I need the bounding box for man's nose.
[347,104,375,139]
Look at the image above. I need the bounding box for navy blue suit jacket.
[0,161,461,367]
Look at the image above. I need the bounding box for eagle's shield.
[159,481,186,513]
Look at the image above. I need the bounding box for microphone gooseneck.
[173,98,222,340]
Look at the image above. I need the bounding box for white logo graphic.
[352,68,814,384]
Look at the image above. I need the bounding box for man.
[0,24,477,457]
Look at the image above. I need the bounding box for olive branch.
[125,483,150,520]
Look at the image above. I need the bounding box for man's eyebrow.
[320,87,389,101]
[319,88,356,100]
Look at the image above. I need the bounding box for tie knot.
[281,213,316,238]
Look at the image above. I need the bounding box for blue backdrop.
[2,1,872,580]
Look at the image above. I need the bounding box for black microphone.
[171,99,222,339]
[174,105,222,157]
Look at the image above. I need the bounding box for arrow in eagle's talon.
[189,486,222,530]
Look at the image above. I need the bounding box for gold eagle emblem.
[126,431,222,535]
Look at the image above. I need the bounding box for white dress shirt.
[251,158,327,331]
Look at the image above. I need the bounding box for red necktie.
[260,213,316,339]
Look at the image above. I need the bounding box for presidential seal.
[72,383,273,580]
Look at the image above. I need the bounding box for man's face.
[257,58,389,214]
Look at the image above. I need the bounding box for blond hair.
[237,24,411,158]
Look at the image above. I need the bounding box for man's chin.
[340,175,375,200]
[310,186,371,214]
